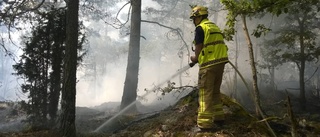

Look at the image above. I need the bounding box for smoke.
[76,45,198,107]
[0,28,26,102]
[75,1,200,107]
[2,0,307,110]
[76,65,126,107]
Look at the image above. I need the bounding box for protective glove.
[189,62,196,67]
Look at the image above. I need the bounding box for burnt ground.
[0,88,320,137]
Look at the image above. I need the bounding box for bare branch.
[0,36,15,59]
[82,1,131,29]
[115,1,130,23]
[162,0,179,18]
[305,67,318,82]
[141,19,190,59]
[0,37,9,54]
[0,0,46,58]
[2,0,45,19]
[119,4,131,29]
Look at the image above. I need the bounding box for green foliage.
[257,0,320,110]
[252,24,271,38]
[259,47,283,69]
[263,0,320,65]
[221,0,320,69]
[12,7,88,129]
[13,8,67,130]
[220,0,238,41]
[144,81,176,99]
[220,0,293,40]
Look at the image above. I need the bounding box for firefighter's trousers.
[197,63,225,129]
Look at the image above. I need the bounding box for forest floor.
[0,88,320,137]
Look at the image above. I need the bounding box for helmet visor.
[189,9,199,19]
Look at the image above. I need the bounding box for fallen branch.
[255,116,283,123]
[285,90,298,137]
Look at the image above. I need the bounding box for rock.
[0,102,8,110]
[161,125,168,131]
[143,130,154,137]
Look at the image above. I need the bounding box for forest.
[0,0,320,137]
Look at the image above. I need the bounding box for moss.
[171,132,189,137]
[176,90,198,106]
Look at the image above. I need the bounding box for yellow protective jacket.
[197,19,229,69]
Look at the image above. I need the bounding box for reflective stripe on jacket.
[197,19,228,69]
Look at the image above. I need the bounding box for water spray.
[93,65,192,133]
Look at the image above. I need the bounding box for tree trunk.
[42,50,48,127]
[299,21,306,110]
[120,0,141,113]
[233,23,239,100]
[179,51,183,87]
[317,71,320,99]
[270,67,276,96]
[241,14,277,137]
[299,59,306,110]
[59,0,79,136]
[241,15,261,116]
[49,9,64,127]
[49,42,62,126]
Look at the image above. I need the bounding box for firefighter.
[189,5,229,130]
